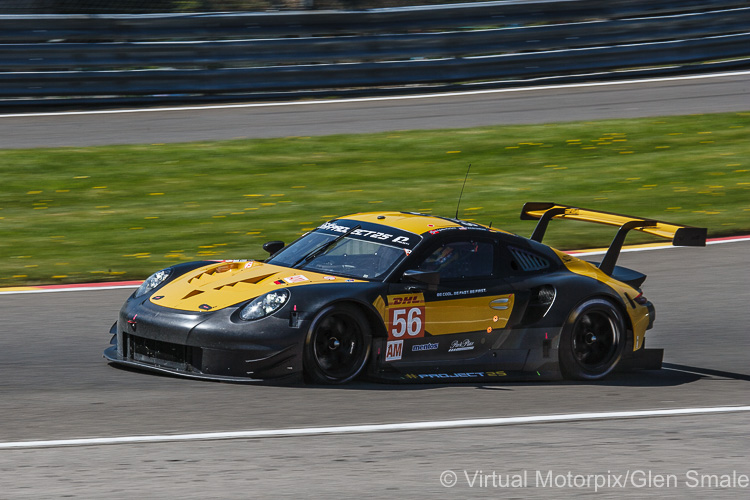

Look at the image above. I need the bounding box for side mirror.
[262,240,285,255]
[402,269,440,291]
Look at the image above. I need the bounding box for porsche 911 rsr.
[104,202,706,384]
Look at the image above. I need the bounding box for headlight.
[134,268,172,298]
[239,289,289,321]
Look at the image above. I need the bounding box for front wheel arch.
[303,303,372,384]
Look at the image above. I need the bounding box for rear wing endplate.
[521,202,707,276]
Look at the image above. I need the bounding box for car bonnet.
[149,260,364,312]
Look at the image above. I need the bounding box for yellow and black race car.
[104,202,705,384]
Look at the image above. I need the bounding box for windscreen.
[266,219,421,280]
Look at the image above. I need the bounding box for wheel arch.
[302,300,374,384]
[315,298,388,339]
[558,293,629,380]
[580,292,632,331]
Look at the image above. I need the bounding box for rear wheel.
[304,304,371,384]
[559,298,626,380]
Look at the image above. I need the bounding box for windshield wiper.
[291,224,361,269]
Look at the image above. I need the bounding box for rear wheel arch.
[558,296,628,380]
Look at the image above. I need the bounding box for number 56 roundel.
[387,294,426,340]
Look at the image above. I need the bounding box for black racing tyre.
[559,298,626,380]
[304,304,371,384]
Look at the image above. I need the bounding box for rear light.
[633,292,649,305]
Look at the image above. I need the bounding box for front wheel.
[304,304,371,384]
[559,298,626,380]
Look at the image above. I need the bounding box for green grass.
[2,111,749,286]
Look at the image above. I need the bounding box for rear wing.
[520,202,707,276]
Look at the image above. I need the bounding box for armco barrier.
[1,0,749,105]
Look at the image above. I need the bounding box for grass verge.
[2,111,748,286]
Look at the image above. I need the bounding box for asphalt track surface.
[1,241,749,498]
[1,71,750,148]
[2,74,750,498]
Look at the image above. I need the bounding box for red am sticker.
[385,340,403,361]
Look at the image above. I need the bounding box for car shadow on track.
[344,364,750,390]
[108,361,750,389]
[329,368,704,391]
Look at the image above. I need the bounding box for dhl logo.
[389,294,425,306]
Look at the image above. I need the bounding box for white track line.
[1,70,749,119]
[2,405,749,450]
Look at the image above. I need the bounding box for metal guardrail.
[1,0,749,105]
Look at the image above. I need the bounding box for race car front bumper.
[104,333,301,383]
[104,295,306,383]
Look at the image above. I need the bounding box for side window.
[507,246,551,273]
[416,240,495,280]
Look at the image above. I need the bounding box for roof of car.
[339,211,508,236]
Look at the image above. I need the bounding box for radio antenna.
[455,164,472,219]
